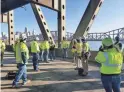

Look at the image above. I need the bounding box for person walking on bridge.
[71,39,77,65]
[61,37,69,60]
[12,35,30,87]
[49,40,55,61]
[95,37,123,92]
[75,38,82,70]
[31,37,40,71]
[81,38,90,76]
[39,41,45,61]
[43,39,50,63]
[0,40,6,67]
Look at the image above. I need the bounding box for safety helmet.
[102,37,113,47]
[35,37,39,41]
[19,34,27,41]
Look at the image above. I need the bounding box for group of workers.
[71,37,90,76]
[0,34,124,92]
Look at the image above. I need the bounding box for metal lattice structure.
[86,27,124,41]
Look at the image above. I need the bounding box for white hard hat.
[20,34,27,41]
[36,37,39,41]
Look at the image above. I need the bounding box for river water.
[88,41,124,51]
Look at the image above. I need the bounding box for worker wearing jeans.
[31,38,40,71]
[61,37,69,60]
[43,40,50,63]
[39,41,44,61]
[95,37,123,92]
[12,36,30,87]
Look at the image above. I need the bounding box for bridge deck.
[1,52,124,92]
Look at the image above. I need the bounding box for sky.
[1,0,124,36]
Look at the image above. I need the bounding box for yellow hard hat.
[102,37,113,47]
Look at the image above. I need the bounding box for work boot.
[22,80,31,86]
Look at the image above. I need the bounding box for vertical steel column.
[58,0,66,48]
[31,4,54,43]
[8,10,14,45]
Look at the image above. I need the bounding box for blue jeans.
[49,50,55,60]
[39,50,44,61]
[101,75,121,92]
[32,53,39,71]
[44,49,49,62]
[62,48,68,59]
[12,63,27,86]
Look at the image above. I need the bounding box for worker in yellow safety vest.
[61,37,69,60]
[122,48,124,71]
[95,37,123,92]
[13,38,19,57]
[31,37,40,71]
[75,38,82,70]
[43,39,50,63]
[71,39,77,65]
[81,38,90,76]
[39,41,45,61]
[12,35,30,88]
[0,40,6,67]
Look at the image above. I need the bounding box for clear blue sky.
[1,0,124,35]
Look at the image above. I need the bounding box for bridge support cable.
[73,0,104,39]
[31,4,55,43]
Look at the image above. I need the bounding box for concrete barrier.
[55,48,98,62]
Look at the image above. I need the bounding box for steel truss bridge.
[49,27,124,41]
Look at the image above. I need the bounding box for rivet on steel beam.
[63,26,65,30]
[92,15,96,20]
[10,14,12,16]
[38,8,40,11]
[62,16,65,20]
[46,29,49,32]
[11,32,13,34]
[99,2,102,7]
[86,27,89,31]
[44,22,46,25]
[62,5,65,9]
[11,20,13,22]
[11,38,13,40]
[11,26,13,28]
[41,15,43,18]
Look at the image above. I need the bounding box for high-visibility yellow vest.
[82,42,90,52]
[40,42,45,50]
[16,42,29,64]
[61,41,69,48]
[95,48,123,74]
[76,43,82,54]
[71,44,76,53]
[44,41,50,50]
[1,42,6,52]
[31,41,40,53]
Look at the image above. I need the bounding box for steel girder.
[0,14,8,23]
[1,0,59,14]
[73,0,104,39]
[7,11,14,45]
[31,4,54,43]
[58,0,66,47]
